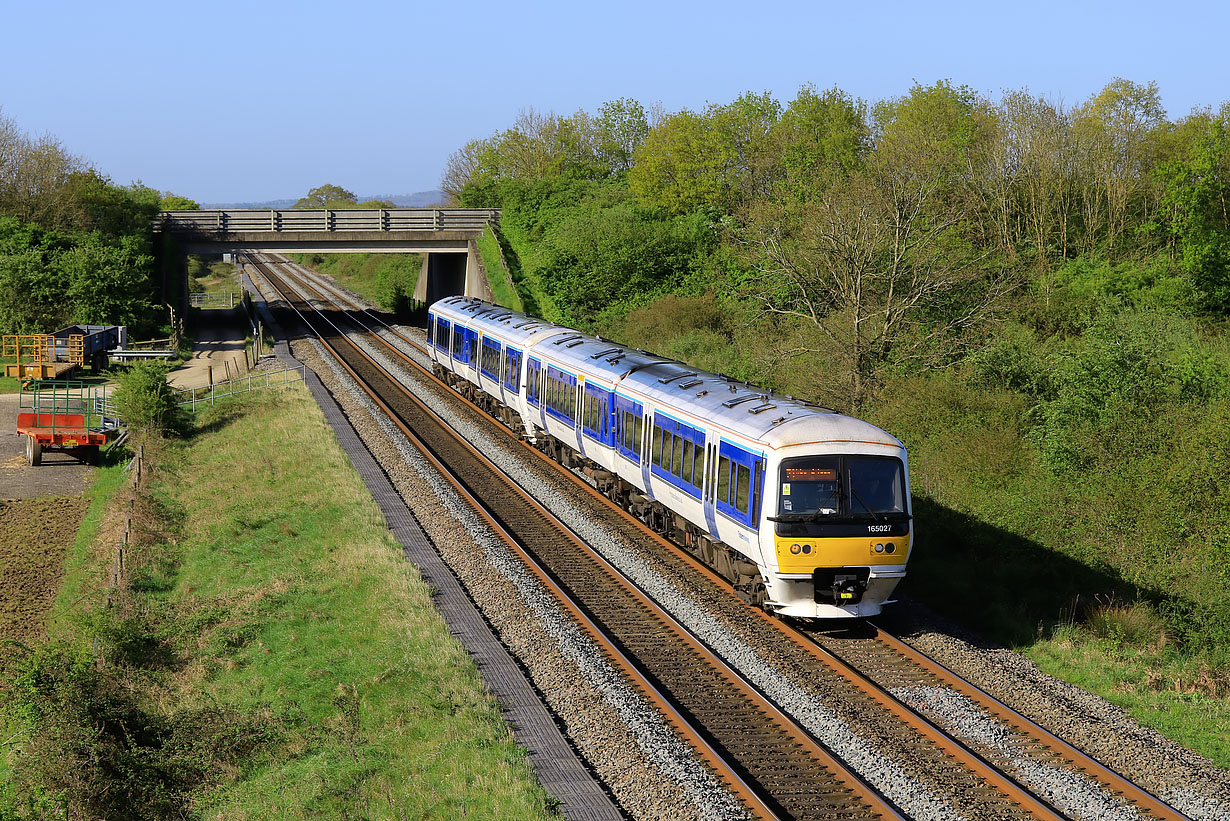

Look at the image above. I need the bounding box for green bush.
[0,640,274,820]
[113,361,186,436]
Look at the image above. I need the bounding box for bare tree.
[744,141,1011,410]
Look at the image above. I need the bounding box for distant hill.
[202,190,446,209]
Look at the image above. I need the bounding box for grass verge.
[477,225,524,311]
[2,387,559,819]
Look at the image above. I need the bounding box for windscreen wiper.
[847,484,886,522]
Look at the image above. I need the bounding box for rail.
[173,364,306,412]
[156,208,499,234]
[254,258,901,819]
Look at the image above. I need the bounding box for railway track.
[254,256,901,820]
[249,254,1191,821]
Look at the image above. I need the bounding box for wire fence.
[172,364,306,412]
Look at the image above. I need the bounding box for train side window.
[635,415,644,459]
[670,433,682,476]
[735,464,751,515]
[653,425,664,466]
[698,443,707,490]
[718,456,731,505]
[682,440,694,486]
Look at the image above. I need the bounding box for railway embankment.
[0,387,559,819]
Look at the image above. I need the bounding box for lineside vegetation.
[442,83,1230,764]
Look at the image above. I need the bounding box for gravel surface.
[292,334,749,821]
[888,601,1230,821]
[894,686,1143,821]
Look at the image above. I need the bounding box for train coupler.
[813,567,870,605]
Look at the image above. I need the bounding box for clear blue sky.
[1,0,1225,204]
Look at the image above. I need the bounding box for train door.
[640,406,654,497]
[526,357,543,428]
[702,438,719,537]
[464,328,479,371]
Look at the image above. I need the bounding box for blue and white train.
[427,296,912,619]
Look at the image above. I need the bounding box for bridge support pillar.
[414,246,494,306]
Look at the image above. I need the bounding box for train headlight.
[885,542,896,554]
[874,543,884,553]
[802,544,812,554]
[790,543,802,554]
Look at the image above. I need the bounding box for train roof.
[429,297,904,453]
[432,296,573,348]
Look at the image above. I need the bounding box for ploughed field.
[0,497,85,642]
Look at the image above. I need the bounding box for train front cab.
[762,447,910,619]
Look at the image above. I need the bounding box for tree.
[1072,78,1167,254]
[159,193,199,210]
[596,97,649,176]
[1157,106,1230,310]
[442,138,493,204]
[294,184,357,209]
[770,85,868,198]
[630,92,782,214]
[742,82,1008,410]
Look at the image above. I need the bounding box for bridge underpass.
[156,208,502,311]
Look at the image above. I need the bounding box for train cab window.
[735,464,751,515]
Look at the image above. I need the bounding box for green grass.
[287,253,422,313]
[188,256,239,295]
[0,376,21,393]
[1027,633,1230,767]
[478,225,524,311]
[149,387,557,818]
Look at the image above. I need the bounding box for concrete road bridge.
[156,208,501,308]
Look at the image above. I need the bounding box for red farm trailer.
[15,381,117,466]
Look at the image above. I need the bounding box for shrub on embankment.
[0,387,558,818]
[441,84,1230,762]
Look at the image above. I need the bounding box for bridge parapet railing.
[156,208,499,234]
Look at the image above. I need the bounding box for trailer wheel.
[26,437,42,467]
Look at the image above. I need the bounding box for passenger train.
[427,296,912,619]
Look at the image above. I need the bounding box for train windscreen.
[777,455,905,520]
